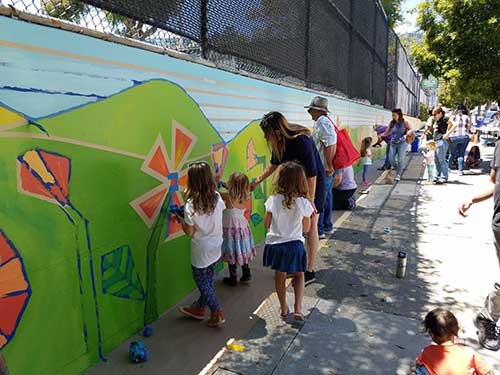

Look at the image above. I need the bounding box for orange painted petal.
[148,146,169,178]
[246,139,258,171]
[19,162,54,201]
[0,232,16,267]
[0,334,7,350]
[138,188,168,220]
[168,192,184,237]
[174,128,194,169]
[0,259,29,298]
[178,172,188,189]
[0,293,29,336]
[244,197,252,222]
[39,151,70,198]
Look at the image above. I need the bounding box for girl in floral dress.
[220,172,256,286]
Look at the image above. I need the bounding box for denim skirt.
[263,240,307,273]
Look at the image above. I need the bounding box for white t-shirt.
[362,148,372,165]
[264,194,314,245]
[184,192,225,268]
[312,115,337,167]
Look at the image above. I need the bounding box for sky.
[394,0,422,34]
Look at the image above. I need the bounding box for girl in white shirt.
[360,136,373,185]
[263,162,314,321]
[176,161,226,327]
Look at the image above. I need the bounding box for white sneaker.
[395,175,401,181]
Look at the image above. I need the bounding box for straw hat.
[304,96,330,113]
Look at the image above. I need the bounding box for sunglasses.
[187,160,209,168]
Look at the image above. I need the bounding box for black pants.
[332,188,356,210]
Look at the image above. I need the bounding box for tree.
[381,0,404,27]
[419,102,430,121]
[412,0,500,104]
[41,0,174,41]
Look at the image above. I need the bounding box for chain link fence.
[1,0,420,116]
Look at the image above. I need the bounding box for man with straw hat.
[306,96,336,243]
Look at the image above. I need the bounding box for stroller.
[465,146,482,168]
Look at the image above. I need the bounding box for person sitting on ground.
[465,145,482,168]
[332,166,357,210]
[414,308,493,375]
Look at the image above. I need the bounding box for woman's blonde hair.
[260,112,311,162]
[426,140,437,151]
[227,172,250,204]
[185,161,217,215]
[360,137,372,157]
[276,162,309,209]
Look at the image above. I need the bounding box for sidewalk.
[86,146,500,375]
[212,145,500,374]
[85,154,387,375]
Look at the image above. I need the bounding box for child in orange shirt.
[415,308,494,375]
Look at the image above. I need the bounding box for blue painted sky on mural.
[0,15,391,140]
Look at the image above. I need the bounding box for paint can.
[396,251,407,279]
[143,326,153,337]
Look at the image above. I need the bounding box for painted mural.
[0,14,402,375]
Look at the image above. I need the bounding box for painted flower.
[17,149,70,206]
[130,121,198,241]
[0,230,31,351]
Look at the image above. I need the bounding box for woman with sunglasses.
[251,111,326,285]
[427,107,456,184]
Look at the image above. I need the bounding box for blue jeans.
[415,365,430,375]
[192,263,220,312]
[388,141,407,177]
[435,139,449,181]
[449,135,470,171]
[362,164,370,181]
[384,142,391,169]
[318,174,334,235]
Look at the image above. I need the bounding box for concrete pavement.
[87,144,500,375]
[212,145,499,374]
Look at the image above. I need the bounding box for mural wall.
[0,15,403,374]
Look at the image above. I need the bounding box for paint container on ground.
[143,326,153,337]
[129,341,150,363]
[396,251,407,278]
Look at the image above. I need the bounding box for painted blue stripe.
[0,90,98,119]
[0,86,107,99]
[0,17,392,120]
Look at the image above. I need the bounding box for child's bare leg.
[275,271,288,314]
[293,272,305,314]
[307,213,319,272]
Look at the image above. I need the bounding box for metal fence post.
[371,3,377,104]
[200,0,208,59]
[384,12,390,109]
[347,0,354,97]
[304,0,311,87]
[394,32,399,110]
